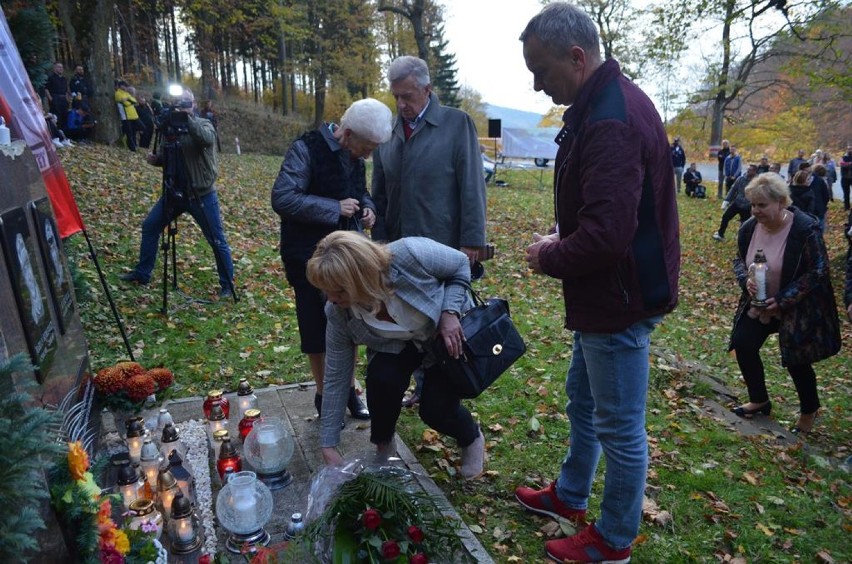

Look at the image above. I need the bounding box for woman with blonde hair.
[306,232,486,477]
[728,173,840,435]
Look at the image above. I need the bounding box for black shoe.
[218,288,233,299]
[790,410,819,435]
[119,271,148,285]
[732,400,772,418]
[348,387,370,420]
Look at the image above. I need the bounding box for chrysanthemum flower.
[67,441,89,481]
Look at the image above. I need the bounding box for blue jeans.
[556,315,662,550]
[131,190,234,290]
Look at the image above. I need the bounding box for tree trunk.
[91,0,120,145]
[278,29,288,115]
[313,68,326,130]
[708,0,735,150]
[169,5,181,81]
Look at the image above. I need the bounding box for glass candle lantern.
[284,512,305,540]
[116,461,144,510]
[125,417,146,465]
[217,437,242,481]
[215,470,273,553]
[128,499,163,539]
[156,408,174,436]
[242,417,294,490]
[238,409,262,441]
[206,404,228,446]
[160,423,188,464]
[235,378,258,420]
[168,450,196,506]
[168,493,202,554]
[203,389,230,419]
[138,437,163,494]
[156,467,181,520]
[212,429,230,461]
[749,249,769,307]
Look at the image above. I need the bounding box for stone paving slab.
[101,382,493,563]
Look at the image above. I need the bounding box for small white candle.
[175,517,194,542]
[755,267,767,301]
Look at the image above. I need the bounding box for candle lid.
[237,378,254,395]
[117,463,139,485]
[213,429,230,441]
[207,389,224,399]
[157,468,178,491]
[243,408,261,419]
[209,404,226,421]
[161,423,179,442]
[171,493,192,518]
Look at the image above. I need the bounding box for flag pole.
[81,229,135,361]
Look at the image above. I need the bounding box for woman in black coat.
[728,173,840,435]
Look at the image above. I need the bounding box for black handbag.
[432,284,526,399]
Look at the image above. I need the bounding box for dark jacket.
[271,126,374,262]
[683,169,702,186]
[671,144,686,168]
[730,209,840,366]
[810,176,830,218]
[538,59,680,332]
[724,174,752,212]
[789,184,815,216]
[717,147,731,172]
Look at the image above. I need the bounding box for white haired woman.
[728,173,841,435]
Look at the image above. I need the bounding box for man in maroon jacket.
[514,3,680,563]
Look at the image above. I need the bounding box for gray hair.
[388,56,431,88]
[339,98,393,144]
[519,2,601,60]
[745,172,791,207]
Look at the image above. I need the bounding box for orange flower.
[67,441,90,481]
[97,499,114,527]
[99,524,117,547]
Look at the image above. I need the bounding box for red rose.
[198,555,212,564]
[407,525,425,543]
[410,554,429,564]
[362,508,382,530]
[381,540,400,560]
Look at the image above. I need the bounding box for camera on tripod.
[156,84,192,137]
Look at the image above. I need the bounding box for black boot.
[348,387,370,420]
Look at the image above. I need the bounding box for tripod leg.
[161,222,169,315]
[170,218,178,290]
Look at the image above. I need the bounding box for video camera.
[155,84,193,137]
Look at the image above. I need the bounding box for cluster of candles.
[118,378,297,554]
[117,410,201,555]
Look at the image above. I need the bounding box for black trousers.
[841,178,851,210]
[717,205,750,237]
[366,342,479,448]
[731,312,819,414]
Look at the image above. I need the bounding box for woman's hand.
[322,447,344,466]
[745,277,757,297]
[438,311,465,359]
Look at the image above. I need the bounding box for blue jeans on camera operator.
[555,314,662,550]
[131,189,234,290]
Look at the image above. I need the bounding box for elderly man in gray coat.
[371,55,488,407]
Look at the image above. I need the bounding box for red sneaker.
[545,524,631,563]
[515,482,587,524]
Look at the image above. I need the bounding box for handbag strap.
[448,279,485,307]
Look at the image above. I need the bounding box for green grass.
[63,145,851,562]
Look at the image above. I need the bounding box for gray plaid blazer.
[319,237,472,447]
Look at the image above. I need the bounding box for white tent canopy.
[500,127,560,160]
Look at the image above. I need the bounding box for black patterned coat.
[729,208,841,367]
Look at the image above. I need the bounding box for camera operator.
[120,87,235,299]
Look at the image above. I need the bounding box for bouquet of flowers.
[50,441,162,563]
[92,361,174,412]
[298,461,471,563]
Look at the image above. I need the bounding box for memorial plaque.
[30,198,75,334]
[0,207,57,380]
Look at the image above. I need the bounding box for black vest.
[280,129,366,262]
